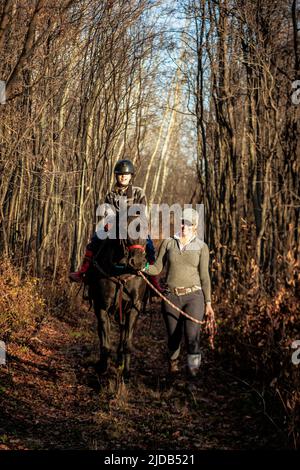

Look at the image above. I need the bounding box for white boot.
[187,353,201,378]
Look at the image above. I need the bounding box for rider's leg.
[69,234,104,283]
[148,272,164,294]
[69,248,94,283]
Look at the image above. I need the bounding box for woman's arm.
[146,238,169,276]
[199,243,212,303]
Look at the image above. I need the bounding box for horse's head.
[126,240,147,271]
[121,214,148,272]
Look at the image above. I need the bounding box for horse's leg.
[124,352,131,378]
[122,301,141,378]
[95,302,111,374]
[116,322,125,368]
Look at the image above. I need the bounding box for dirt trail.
[0,300,283,450]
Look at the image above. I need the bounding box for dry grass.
[0,258,46,341]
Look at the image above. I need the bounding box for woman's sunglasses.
[181,219,194,227]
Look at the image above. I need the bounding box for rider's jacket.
[105,184,147,213]
[90,184,151,256]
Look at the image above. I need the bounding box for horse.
[87,216,148,379]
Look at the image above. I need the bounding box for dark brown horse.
[88,219,147,379]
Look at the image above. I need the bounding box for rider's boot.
[69,249,93,283]
[149,275,164,294]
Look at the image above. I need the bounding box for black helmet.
[114,159,134,175]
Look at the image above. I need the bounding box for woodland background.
[0,0,299,448]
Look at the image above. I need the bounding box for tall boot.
[69,249,93,283]
[149,275,164,295]
[187,353,202,379]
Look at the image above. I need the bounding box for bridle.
[119,239,146,258]
[127,244,145,252]
[92,235,146,324]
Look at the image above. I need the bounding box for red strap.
[128,244,145,252]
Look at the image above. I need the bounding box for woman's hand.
[205,303,217,349]
[205,302,214,317]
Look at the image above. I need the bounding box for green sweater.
[147,237,212,303]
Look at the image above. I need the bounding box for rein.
[138,271,217,349]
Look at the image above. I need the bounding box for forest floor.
[0,297,286,451]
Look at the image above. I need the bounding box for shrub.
[215,259,300,448]
[0,258,46,342]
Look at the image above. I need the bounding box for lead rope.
[138,271,217,349]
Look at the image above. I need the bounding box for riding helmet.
[114,159,135,175]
